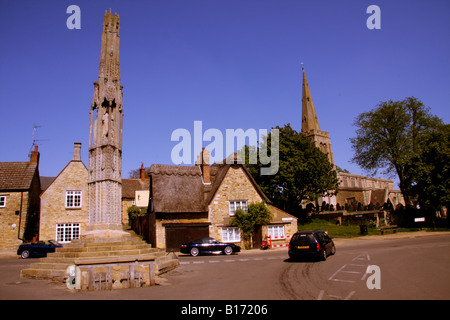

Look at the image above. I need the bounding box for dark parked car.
[17,240,63,259]
[288,230,335,261]
[180,237,241,256]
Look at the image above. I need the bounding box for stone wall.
[208,165,265,244]
[0,191,28,249]
[39,161,89,241]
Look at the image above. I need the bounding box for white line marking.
[328,264,347,281]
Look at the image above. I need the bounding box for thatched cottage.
[146,149,297,251]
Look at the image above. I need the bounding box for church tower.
[301,66,335,165]
[86,9,124,236]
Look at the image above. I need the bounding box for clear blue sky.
[1,0,449,184]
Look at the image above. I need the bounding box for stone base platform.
[20,231,178,290]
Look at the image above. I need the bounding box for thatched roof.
[148,160,269,214]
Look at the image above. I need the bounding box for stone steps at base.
[20,231,178,283]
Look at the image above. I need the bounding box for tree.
[240,124,339,217]
[230,202,272,249]
[128,166,150,179]
[350,97,443,206]
[405,124,450,224]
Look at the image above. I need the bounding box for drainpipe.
[17,191,24,241]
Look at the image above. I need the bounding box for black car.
[180,237,241,256]
[288,230,336,261]
[17,240,63,259]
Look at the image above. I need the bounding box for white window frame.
[56,223,80,243]
[0,196,6,207]
[222,227,241,243]
[65,191,82,208]
[268,225,285,239]
[229,200,248,216]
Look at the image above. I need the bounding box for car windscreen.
[291,233,315,244]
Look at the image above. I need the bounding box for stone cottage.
[0,146,41,249]
[39,143,89,243]
[147,149,298,251]
[121,164,150,227]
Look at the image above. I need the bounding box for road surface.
[0,233,449,301]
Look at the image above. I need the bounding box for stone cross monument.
[85,9,125,238]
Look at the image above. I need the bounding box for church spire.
[301,66,321,133]
[300,65,335,165]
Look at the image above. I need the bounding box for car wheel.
[190,247,199,257]
[21,250,30,259]
[330,244,336,255]
[224,246,233,255]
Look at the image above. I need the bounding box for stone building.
[121,164,150,227]
[0,147,41,249]
[147,149,298,251]
[300,67,404,209]
[39,143,89,243]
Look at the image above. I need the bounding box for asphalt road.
[1,233,449,301]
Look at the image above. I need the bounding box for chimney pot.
[140,163,147,181]
[30,146,40,164]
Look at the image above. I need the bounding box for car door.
[319,232,332,254]
[315,232,329,254]
[204,238,221,253]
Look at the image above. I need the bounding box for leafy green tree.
[230,202,272,249]
[350,97,443,206]
[127,205,148,220]
[405,124,450,224]
[239,124,339,216]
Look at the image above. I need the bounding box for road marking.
[178,255,285,265]
[317,290,324,300]
[317,289,356,300]
[344,291,356,300]
[328,265,348,281]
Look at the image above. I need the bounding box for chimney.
[30,145,40,164]
[73,142,82,161]
[200,148,211,184]
[140,163,147,181]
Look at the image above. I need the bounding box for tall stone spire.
[86,9,125,237]
[300,66,335,165]
[301,66,321,133]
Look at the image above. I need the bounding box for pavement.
[2,230,450,259]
